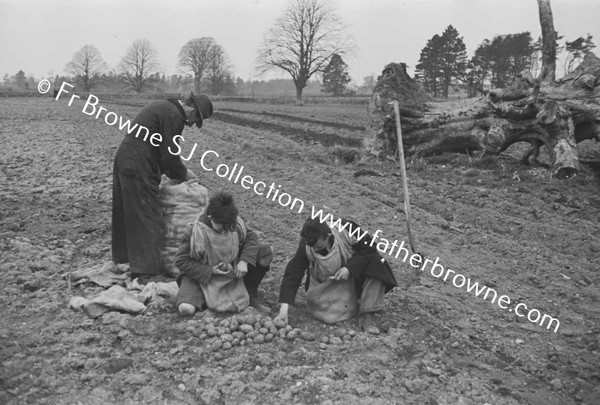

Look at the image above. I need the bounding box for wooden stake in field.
[390,100,421,289]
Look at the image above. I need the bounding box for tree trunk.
[194,75,201,94]
[537,0,557,81]
[295,83,304,106]
[364,56,600,178]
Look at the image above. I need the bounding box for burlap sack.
[306,278,359,324]
[201,271,250,313]
[189,220,250,313]
[159,179,208,277]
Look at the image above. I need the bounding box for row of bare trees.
[65,38,233,94]
[64,0,353,102]
[64,0,592,103]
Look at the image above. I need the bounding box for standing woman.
[110,93,213,279]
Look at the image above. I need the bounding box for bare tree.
[207,44,233,95]
[536,0,557,81]
[256,0,352,104]
[65,45,107,91]
[178,37,216,94]
[361,74,376,93]
[118,39,159,93]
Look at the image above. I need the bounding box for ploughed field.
[1,96,599,405]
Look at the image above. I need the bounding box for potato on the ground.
[334,328,346,338]
[300,331,316,342]
[240,324,253,334]
[274,318,287,329]
[331,337,343,345]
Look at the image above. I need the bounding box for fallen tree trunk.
[365,55,600,178]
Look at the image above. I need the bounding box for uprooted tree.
[365,0,600,178]
[364,57,600,177]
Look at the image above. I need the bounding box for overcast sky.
[1,0,599,85]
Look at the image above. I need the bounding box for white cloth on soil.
[69,279,179,318]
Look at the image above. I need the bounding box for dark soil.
[1,96,599,405]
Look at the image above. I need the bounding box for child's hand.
[328,267,350,281]
[274,303,289,325]
[212,262,234,275]
[212,262,228,275]
[235,260,248,278]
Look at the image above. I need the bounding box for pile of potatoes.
[191,314,357,351]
